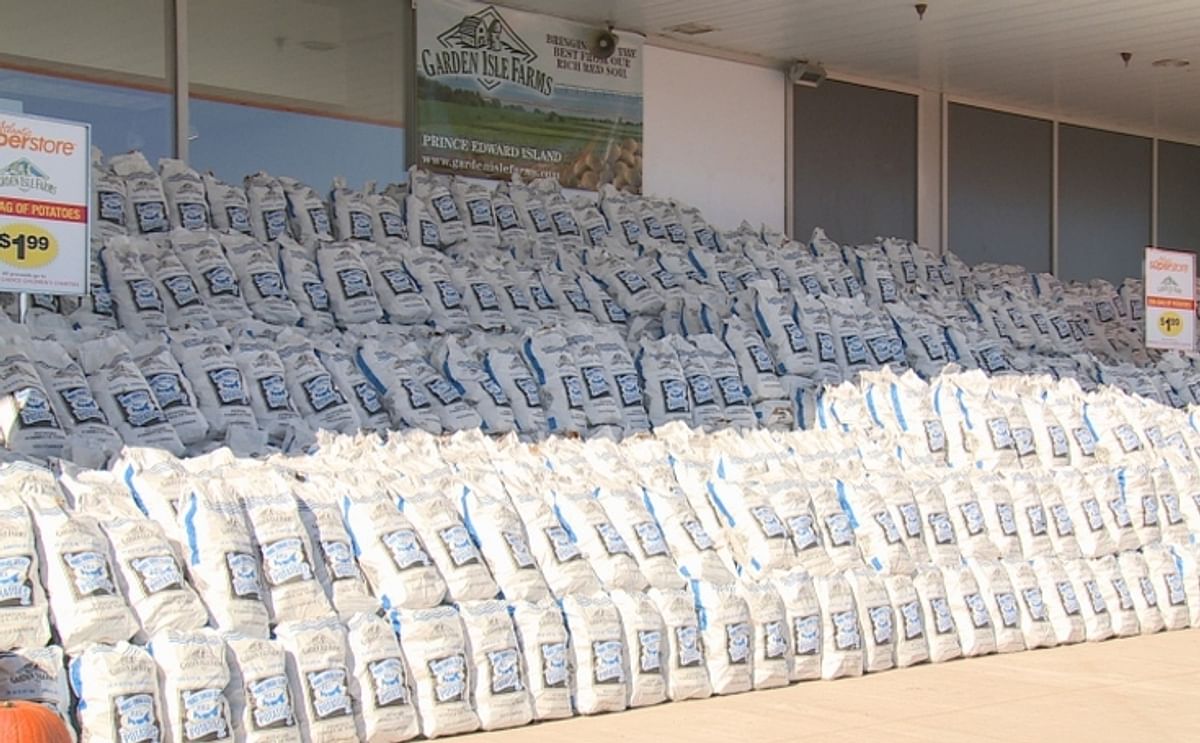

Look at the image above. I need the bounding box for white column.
[917,89,944,254]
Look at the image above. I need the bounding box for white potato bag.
[274,618,359,743]
[509,598,573,721]
[458,599,535,730]
[392,605,481,738]
[344,612,419,743]
[70,642,166,743]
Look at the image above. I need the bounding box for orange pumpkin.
[0,700,74,743]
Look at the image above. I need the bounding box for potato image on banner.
[561,139,641,191]
[605,142,621,167]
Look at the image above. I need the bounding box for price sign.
[0,112,90,295]
[1144,246,1196,352]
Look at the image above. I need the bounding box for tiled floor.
[454,629,1200,743]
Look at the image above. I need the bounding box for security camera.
[589,27,619,60]
[788,60,827,88]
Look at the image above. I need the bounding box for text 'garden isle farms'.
[420,49,554,96]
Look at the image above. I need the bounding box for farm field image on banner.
[417,0,643,192]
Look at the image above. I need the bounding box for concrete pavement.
[454,629,1200,743]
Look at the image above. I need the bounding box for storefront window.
[187,0,408,191]
[0,0,172,162]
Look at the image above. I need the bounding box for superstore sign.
[0,113,90,295]
[1144,246,1196,352]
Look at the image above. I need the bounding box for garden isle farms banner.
[417,0,644,192]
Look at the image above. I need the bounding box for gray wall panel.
[1158,140,1200,256]
[1058,124,1152,284]
[948,104,1052,272]
[792,80,917,246]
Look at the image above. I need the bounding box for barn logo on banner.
[417,0,644,191]
[1144,246,1197,352]
[426,5,553,95]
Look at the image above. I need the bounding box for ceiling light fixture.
[665,21,717,35]
[1152,58,1190,68]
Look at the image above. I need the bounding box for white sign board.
[416,0,644,190]
[1144,246,1196,352]
[0,112,90,295]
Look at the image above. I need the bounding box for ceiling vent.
[665,21,717,36]
[299,40,338,52]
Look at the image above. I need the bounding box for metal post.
[168,0,190,162]
[406,0,419,172]
[784,76,794,239]
[1051,120,1060,277]
[1151,137,1159,247]
[17,292,29,324]
[934,91,948,255]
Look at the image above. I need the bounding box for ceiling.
[500,0,1200,143]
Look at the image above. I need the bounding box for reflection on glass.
[0,0,170,161]
[189,100,405,191]
[187,0,408,190]
[0,69,172,163]
[0,0,166,78]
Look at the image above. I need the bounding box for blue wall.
[188,98,406,191]
[0,69,172,163]
[0,68,407,191]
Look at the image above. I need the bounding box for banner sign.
[1144,246,1196,352]
[416,0,644,192]
[0,112,90,296]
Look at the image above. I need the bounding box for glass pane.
[0,0,172,162]
[1157,140,1200,254]
[188,0,408,189]
[948,104,1052,272]
[1058,124,1152,284]
[792,80,917,245]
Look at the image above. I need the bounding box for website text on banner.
[416,0,644,192]
[0,112,90,296]
[1144,246,1196,352]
